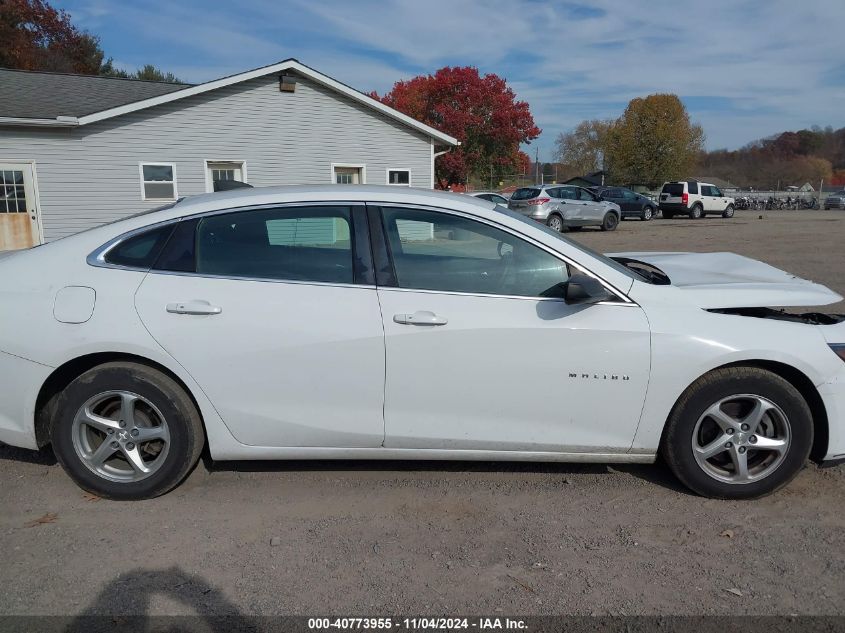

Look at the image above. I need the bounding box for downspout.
[433,147,452,190]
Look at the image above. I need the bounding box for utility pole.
[535,147,540,184]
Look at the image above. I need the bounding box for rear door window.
[195,206,354,284]
[687,181,699,194]
[511,188,541,201]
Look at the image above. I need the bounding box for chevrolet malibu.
[1,186,844,500]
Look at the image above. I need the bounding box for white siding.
[0,73,435,241]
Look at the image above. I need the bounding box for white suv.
[659,181,735,219]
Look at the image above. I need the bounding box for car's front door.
[134,204,386,448]
[373,205,651,453]
[578,187,606,221]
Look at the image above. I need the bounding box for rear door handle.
[166,300,222,315]
[393,310,448,326]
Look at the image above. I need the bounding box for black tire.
[722,205,735,218]
[662,210,674,219]
[689,204,703,219]
[546,214,564,233]
[600,212,619,231]
[641,206,654,221]
[51,362,205,500]
[661,366,813,499]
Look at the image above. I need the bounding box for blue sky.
[59,0,845,162]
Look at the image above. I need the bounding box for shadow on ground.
[62,567,253,632]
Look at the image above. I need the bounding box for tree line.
[556,99,845,190]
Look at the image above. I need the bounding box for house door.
[0,164,41,251]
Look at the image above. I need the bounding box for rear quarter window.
[511,188,541,200]
[104,225,174,269]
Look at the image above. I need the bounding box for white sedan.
[1,186,844,500]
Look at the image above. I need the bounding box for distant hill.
[699,126,845,189]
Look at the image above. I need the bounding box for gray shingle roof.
[0,68,191,120]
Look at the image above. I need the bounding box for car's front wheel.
[642,206,654,221]
[600,212,619,231]
[661,367,812,499]
[51,361,205,500]
[723,205,735,218]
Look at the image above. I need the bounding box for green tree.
[554,119,613,175]
[605,94,704,187]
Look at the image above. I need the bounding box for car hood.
[609,251,843,308]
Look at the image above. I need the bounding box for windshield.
[494,205,640,281]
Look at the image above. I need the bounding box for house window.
[332,164,365,185]
[205,161,246,192]
[387,169,411,186]
[139,163,177,200]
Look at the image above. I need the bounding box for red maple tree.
[0,0,103,74]
[371,66,541,189]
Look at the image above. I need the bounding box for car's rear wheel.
[547,214,563,233]
[689,204,703,219]
[51,362,205,500]
[600,212,619,231]
[661,367,812,499]
[723,205,735,218]
[642,206,654,221]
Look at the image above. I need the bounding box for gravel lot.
[1,209,844,618]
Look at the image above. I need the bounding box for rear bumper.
[0,350,51,450]
[658,203,689,212]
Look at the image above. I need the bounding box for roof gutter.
[0,116,79,127]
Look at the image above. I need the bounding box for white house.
[0,59,458,250]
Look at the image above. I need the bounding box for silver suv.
[508,185,622,232]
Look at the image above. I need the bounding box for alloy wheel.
[71,390,171,483]
[548,215,563,232]
[691,394,790,484]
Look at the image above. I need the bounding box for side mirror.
[565,272,614,304]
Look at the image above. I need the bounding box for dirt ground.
[1,209,845,618]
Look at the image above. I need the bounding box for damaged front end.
[707,307,845,325]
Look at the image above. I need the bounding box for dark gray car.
[593,187,657,220]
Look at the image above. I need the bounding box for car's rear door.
[371,204,651,453]
[134,204,386,448]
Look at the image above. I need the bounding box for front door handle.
[166,300,222,315]
[393,311,448,326]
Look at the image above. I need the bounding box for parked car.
[593,186,657,221]
[824,191,845,210]
[508,184,621,231]
[1,185,844,500]
[467,191,510,205]
[659,181,735,219]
